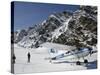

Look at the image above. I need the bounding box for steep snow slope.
[51,17,72,39]
[40,42,76,50]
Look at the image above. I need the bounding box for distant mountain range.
[12,6,97,48]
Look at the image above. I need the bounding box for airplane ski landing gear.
[76,61,81,65]
[76,59,88,65]
[84,59,88,64]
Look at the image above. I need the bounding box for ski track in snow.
[13,43,97,74]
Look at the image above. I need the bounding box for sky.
[13,1,80,31]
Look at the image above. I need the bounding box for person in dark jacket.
[12,54,16,64]
[27,52,31,63]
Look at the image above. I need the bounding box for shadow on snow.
[53,60,97,69]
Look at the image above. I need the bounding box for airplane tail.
[49,48,58,54]
[48,48,58,57]
[48,48,65,60]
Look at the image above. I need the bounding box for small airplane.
[48,47,96,65]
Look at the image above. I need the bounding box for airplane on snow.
[48,47,96,65]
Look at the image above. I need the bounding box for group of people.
[12,52,31,64]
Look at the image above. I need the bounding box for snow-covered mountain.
[13,6,97,48]
[53,6,97,48]
[13,29,27,43]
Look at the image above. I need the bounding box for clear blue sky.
[13,1,80,31]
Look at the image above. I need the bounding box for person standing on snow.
[27,52,31,63]
[12,54,16,64]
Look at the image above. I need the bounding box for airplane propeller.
[88,47,93,56]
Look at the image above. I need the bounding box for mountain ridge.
[12,6,97,49]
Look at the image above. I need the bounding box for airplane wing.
[50,48,91,60]
[51,50,73,60]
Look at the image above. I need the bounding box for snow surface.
[13,43,97,74]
